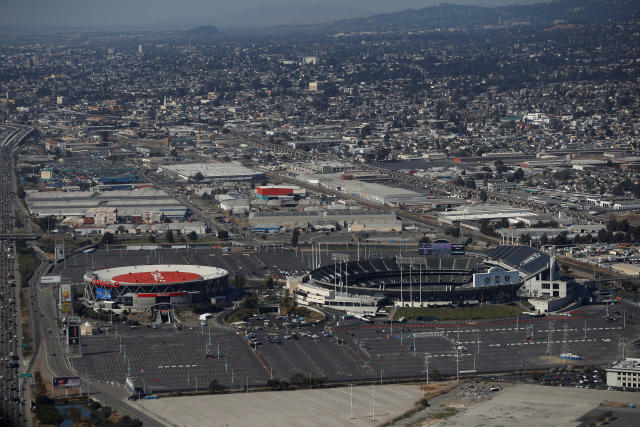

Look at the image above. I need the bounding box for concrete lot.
[437,383,640,427]
[134,384,424,427]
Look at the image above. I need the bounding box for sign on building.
[55,243,65,261]
[41,276,61,285]
[68,325,80,346]
[60,283,72,314]
[52,377,81,388]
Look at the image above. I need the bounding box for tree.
[118,416,143,427]
[264,277,275,289]
[187,231,198,241]
[498,290,506,304]
[101,232,115,245]
[17,186,26,199]
[376,147,391,161]
[217,230,229,240]
[419,235,431,244]
[148,234,156,243]
[193,172,204,182]
[360,124,371,138]
[291,228,300,246]
[241,292,259,309]
[208,379,227,394]
[165,230,175,243]
[479,190,488,202]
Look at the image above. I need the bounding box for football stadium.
[83,264,228,313]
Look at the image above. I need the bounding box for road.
[30,283,164,427]
[0,125,161,426]
[0,126,33,426]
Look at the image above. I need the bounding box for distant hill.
[186,25,220,36]
[294,0,640,34]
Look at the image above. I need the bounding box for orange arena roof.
[111,271,202,284]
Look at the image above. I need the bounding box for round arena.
[83,264,228,313]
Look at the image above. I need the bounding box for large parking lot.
[336,303,640,378]
[53,247,309,284]
[71,302,640,393]
[71,326,269,392]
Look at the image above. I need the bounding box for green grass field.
[393,304,523,321]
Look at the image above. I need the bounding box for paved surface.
[53,247,309,283]
[135,384,424,426]
[33,284,164,427]
[71,302,640,393]
[438,383,640,427]
[336,302,640,378]
[71,326,269,392]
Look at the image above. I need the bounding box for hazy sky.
[1,0,544,30]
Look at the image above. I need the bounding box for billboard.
[68,325,80,345]
[95,287,112,300]
[53,377,81,388]
[419,242,452,256]
[451,244,466,256]
[41,276,61,285]
[55,243,65,261]
[60,283,72,314]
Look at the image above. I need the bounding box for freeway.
[0,125,158,426]
[0,127,27,426]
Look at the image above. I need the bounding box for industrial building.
[319,178,429,206]
[438,205,536,222]
[158,161,265,182]
[248,209,402,232]
[255,185,305,200]
[24,188,187,221]
[606,358,640,389]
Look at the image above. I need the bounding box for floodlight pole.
[371,384,376,421]
[419,263,422,306]
[456,347,460,383]
[409,264,413,307]
[400,263,404,306]
[349,384,354,418]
